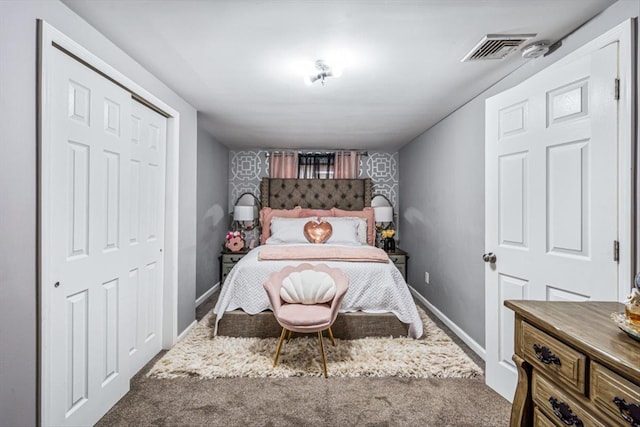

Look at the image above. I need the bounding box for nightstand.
[219,249,250,284]
[387,249,408,281]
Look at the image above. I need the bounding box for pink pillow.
[259,207,302,244]
[299,208,334,219]
[332,207,375,246]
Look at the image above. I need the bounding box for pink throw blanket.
[258,245,390,263]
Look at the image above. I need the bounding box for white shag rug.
[147,307,483,379]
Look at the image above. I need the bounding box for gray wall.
[399,0,640,349]
[177,116,198,333]
[0,1,198,425]
[196,118,229,298]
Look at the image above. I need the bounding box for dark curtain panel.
[298,153,335,179]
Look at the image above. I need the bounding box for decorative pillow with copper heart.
[303,220,333,244]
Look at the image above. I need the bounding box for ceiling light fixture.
[304,60,342,86]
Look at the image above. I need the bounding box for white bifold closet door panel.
[44,48,166,427]
[126,101,167,377]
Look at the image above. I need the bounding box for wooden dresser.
[505,301,640,427]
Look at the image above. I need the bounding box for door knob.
[482,252,497,263]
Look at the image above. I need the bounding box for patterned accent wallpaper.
[228,149,399,212]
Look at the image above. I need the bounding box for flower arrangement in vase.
[381,229,396,252]
[225,230,245,252]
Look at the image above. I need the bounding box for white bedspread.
[213,244,423,338]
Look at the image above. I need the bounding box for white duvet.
[213,243,423,338]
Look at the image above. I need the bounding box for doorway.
[484,20,634,402]
[39,21,180,426]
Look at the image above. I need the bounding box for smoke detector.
[461,34,536,62]
[521,41,550,59]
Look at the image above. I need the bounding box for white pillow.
[321,217,367,244]
[266,216,317,244]
[280,270,337,304]
[320,218,359,244]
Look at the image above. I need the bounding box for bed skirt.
[212,310,409,339]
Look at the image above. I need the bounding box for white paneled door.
[42,48,166,426]
[485,41,622,401]
[126,101,167,377]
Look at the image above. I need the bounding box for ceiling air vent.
[461,34,536,62]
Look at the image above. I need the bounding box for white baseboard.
[177,283,220,344]
[409,285,486,360]
[196,282,220,307]
[176,320,197,342]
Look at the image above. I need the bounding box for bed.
[212,177,423,339]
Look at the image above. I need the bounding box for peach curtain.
[269,151,298,178]
[334,151,361,179]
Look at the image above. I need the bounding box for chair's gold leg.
[327,327,336,346]
[318,331,328,378]
[286,329,293,342]
[273,328,287,367]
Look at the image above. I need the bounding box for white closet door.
[44,49,131,426]
[43,47,168,426]
[485,42,620,401]
[125,101,167,376]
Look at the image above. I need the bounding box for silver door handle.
[482,253,497,263]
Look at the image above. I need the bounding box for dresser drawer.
[222,264,235,276]
[533,407,556,427]
[222,253,245,264]
[388,254,405,265]
[533,373,605,427]
[522,322,586,395]
[591,361,640,427]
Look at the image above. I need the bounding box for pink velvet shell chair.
[263,263,349,377]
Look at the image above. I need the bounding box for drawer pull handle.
[613,397,640,426]
[533,344,561,365]
[549,397,583,427]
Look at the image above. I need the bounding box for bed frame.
[216,177,409,338]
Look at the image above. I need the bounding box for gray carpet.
[97,293,511,426]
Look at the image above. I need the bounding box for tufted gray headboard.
[260,178,372,210]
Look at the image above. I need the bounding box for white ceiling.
[64,0,615,150]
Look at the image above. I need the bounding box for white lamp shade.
[234,205,255,221]
[374,206,393,223]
